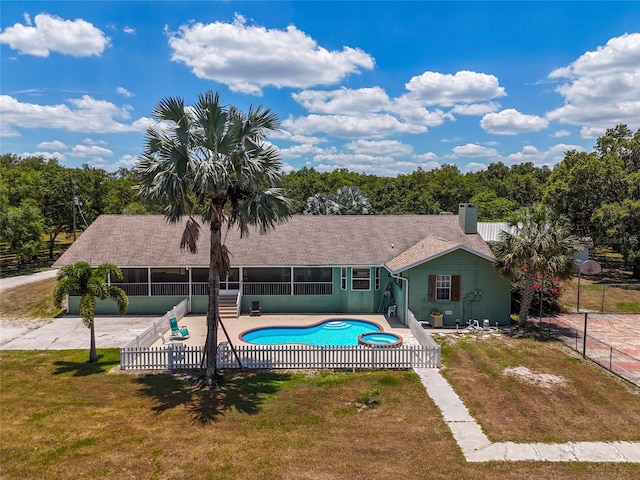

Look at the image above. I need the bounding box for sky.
[1,1,639,176]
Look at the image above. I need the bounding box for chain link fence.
[534,313,640,387]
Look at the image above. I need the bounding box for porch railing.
[294,282,333,295]
[111,283,149,296]
[151,282,189,296]
[111,281,333,297]
[120,343,441,370]
[243,282,333,296]
[191,282,208,296]
[243,282,291,296]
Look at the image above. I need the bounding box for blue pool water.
[241,319,382,346]
[359,332,402,346]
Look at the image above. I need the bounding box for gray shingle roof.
[54,214,494,269]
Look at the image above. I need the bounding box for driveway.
[0,269,59,292]
[0,315,159,350]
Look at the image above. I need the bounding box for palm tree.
[493,206,582,327]
[303,186,371,215]
[135,91,291,385]
[303,193,340,215]
[53,261,128,363]
[333,186,371,214]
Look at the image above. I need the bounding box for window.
[436,275,451,300]
[341,267,347,290]
[294,267,332,282]
[428,275,461,301]
[151,268,188,283]
[352,267,371,290]
[243,267,291,283]
[375,267,380,290]
[119,268,148,283]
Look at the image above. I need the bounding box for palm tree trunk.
[203,217,221,385]
[518,268,537,327]
[89,322,98,363]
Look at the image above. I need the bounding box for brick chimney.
[459,203,478,234]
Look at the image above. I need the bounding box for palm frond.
[180,216,202,253]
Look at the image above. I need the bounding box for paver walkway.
[413,367,640,463]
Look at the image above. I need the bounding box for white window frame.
[375,267,380,290]
[436,274,451,301]
[341,267,347,290]
[352,267,371,291]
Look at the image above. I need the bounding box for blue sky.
[1,1,639,175]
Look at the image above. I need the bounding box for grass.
[0,277,63,320]
[560,277,640,313]
[438,334,640,443]
[1,345,640,479]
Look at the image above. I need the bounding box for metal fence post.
[582,312,588,358]
[610,346,613,371]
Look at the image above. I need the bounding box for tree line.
[1,124,638,275]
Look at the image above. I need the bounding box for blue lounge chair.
[169,317,190,339]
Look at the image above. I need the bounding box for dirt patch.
[503,366,567,388]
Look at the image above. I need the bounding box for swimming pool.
[241,319,384,346]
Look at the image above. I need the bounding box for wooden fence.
[120,343,441,370]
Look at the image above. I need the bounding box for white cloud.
[115,154,138,167]
[480,109,549,135]
[270,129,326,145]
[313,152,429,177]
[167,14,374,95]
[551,129,571,138]
[123,26,136,35]
[19,150,66,162]
[292,87,390,115]
[70,144,113,158]
[0,13,110,57]
[116,87,134,97]
[282,114,426,139]
[452,102,500,116]
[452,143,499,158]
[464,162,488,173]
[404,70,506,106]
[278,143,325,159]
[506,143,586,167]
[37,140,67,150]
[0,95,150,136]
[345,139,414,157]
[547,33,640,137]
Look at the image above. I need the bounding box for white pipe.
[389,272,409,325]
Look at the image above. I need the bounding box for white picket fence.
[120,343,441,370]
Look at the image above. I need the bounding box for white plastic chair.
[387,305,397,317]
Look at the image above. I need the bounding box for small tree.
[0,201,44,262]
[493,207,582,327]
[53,262,128,363]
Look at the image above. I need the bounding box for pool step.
[323,321,352,330]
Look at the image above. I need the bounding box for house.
[54,203,511,326]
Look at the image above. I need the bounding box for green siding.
[67,295,186,315]
[403,249,510,326]
[240,267,381,314]
[65,259,509,325]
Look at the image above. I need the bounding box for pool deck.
[152,313,410,348]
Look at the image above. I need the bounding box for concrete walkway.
[413,367,640,463]
[0,269,59,292]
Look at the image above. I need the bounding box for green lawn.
[2,341,640,479]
